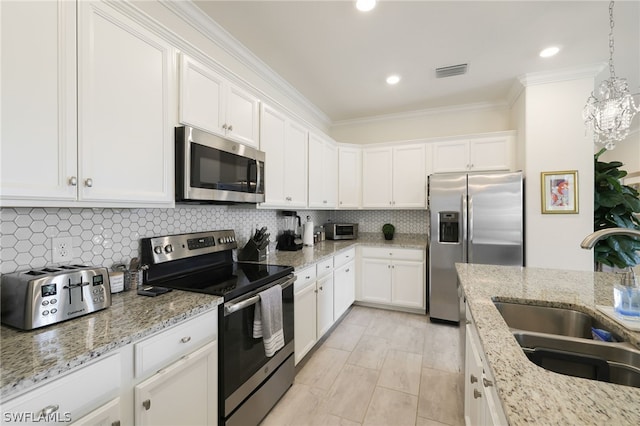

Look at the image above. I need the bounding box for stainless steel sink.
[493,301,621,340]
[492,300,640,388]
[513,331,640,388]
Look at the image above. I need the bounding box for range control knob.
[164,244,173,254]
[154,246,162,255]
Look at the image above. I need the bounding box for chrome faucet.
[580,227,640,286]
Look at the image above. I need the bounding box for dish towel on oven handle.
[252,284,284,357]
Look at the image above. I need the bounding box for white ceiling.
[193,1,640,123]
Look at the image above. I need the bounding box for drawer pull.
[305,276,311,280]
[37,404,59,417]
[483,378,493,387]
[143,399,151,410]
[470,374,478,384]
[112,421,121,426]
[473,389,482,399]
[180,336,191,344]
[345,268,350,273]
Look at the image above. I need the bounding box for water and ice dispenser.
[438,212,459,243]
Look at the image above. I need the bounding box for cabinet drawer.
[361,247,424,261]
[295,265,317,293]
[2,352,121,423]
[135,309,217,378]
[334,248,356,268]
[316,257,334,277]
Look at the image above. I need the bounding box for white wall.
[597,129,640,175]
[523,78,595,271]
[330,104,511,144]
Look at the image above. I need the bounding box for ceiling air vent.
[435,63,468,78]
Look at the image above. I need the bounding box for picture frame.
[541,170,578,214]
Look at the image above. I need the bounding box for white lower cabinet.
[359,247,425,311]
[333,256,356,320]
[71,397,121,426]
[464,303,507,426]
[316,273,334,338]
[294,265,318,365]
[135,341,217,426]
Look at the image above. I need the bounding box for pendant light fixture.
[583,1,639,150]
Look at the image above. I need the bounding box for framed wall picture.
[541,170,578,214]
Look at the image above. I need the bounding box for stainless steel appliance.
[428,171,524,323]
[324,223,358,240]
[175,126,265,203]
[140,230,295,426]
[1,265,111,330]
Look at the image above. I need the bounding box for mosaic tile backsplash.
[1,207,428,274]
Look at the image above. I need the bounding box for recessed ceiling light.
[539,46,560,58]
[386,75,401,85]
[356,0,376,12]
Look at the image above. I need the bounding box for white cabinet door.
[78,1,174,204]
[334,260,355,320]
[135,341,217,426]
[260,104,307,208]
[179,55,225,137]
[338,147,361,208]
[284,120,308,207]
[469,136,511,172]
[362,147,393,208]
[226,83,260,147]
[464,324,485,426]
[71,397,121,426]
[316,274,334,338]
[294,278,317,365]
[432,140,469,174]
[391,260,425,309]
[360,258,392,303]
[308,133,338,208]
[1,0,78,203]
[392,144,426,208]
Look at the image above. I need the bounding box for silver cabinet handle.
[473,389,482,399]
[85,178,93,187]
[180,336,191,344]
[142,399,151,410]
[483,378,493,387]
[228,124,233,131]
[305,276,311,280]
[68,176,77,186]
[470,374,478,384]
[319,286,323,291]
[112,421,121,426]
[37,404,59,417]
[345,268,350,273]
[222,124,228,130]
[314,289,318,293]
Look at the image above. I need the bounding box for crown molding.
[517,63,606,88]
[160,0,331,129]
[331,101,509,128]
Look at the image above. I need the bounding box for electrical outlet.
[52,236,74,263]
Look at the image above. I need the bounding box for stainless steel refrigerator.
[428,171,524,322]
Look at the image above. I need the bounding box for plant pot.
[384,233,394,241]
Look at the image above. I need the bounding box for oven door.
[220,274,295,425]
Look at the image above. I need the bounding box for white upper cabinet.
[1,0,175,207]
[362,144,426,209]
[260,104,308,208]
[78,1,174,205]
[308,133,338,209]
[337,146,362,209]
[179,54,260,147]
[431,133,514,174]
[1,0,78,203]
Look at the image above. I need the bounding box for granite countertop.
[0,289,222,400]
[261,232,428,270]
[456,263,640,425]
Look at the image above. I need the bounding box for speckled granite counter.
[0,289,222,400]
[261,232,428,270]
[456,263,640,425]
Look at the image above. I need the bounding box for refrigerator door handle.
[461,194,468,263]
[468,195,474,263]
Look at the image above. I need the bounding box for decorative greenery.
[382,223,395,234]
[593,148,640,268]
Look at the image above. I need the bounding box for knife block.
[237,239,267,262]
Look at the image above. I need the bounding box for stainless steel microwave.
[175,126,265,203]
[325,223,358,240]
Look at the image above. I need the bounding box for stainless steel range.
[140,230,295,426]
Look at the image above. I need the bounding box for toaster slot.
[25,270,46,276]
[41,268,61,273]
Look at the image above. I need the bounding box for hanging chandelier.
[583,1,640,150]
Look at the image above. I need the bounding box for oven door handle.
[223,274,296,316]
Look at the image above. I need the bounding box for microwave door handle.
[246,160,254,193]
[255,160,262,194]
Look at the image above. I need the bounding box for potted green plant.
[593,148,640,270]
[382,223,395,240]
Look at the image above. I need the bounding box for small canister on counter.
[108,270,125,293]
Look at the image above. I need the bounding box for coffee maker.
[276,211,303,251]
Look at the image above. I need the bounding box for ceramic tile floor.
[262,306,464,426]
